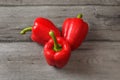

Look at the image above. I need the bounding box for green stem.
[77,14,83,18]
[49,31,62,52]
[20,27,32,35]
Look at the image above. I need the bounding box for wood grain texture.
[0,0,120,6]
[0,6,120,42]
[21,0,120,6]
[0,0,21,5]
[0,0,119,80]
[0,42,120,80]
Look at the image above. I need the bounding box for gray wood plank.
[0,0,21,5]
[21,0,120,6]
[0,6,120,42]
[0,42,120,80]
[0,0,120,6]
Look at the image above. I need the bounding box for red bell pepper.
[20,17,61,45]
[44,31,71,68]
[62,14,89,50]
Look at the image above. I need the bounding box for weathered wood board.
[0,6,120,42]
[0,0,120,6]
[0,42,120,80]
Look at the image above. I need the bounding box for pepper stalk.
[49,31,62,52]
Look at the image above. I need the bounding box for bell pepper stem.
[77,14,83,18]
[20,27,32,35]
[49,31,62,52]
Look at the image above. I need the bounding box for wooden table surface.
[0,0,120,80]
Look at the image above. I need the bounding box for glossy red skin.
[31,17,61,45]
[62,18,88,51]
[44,37,71,68]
